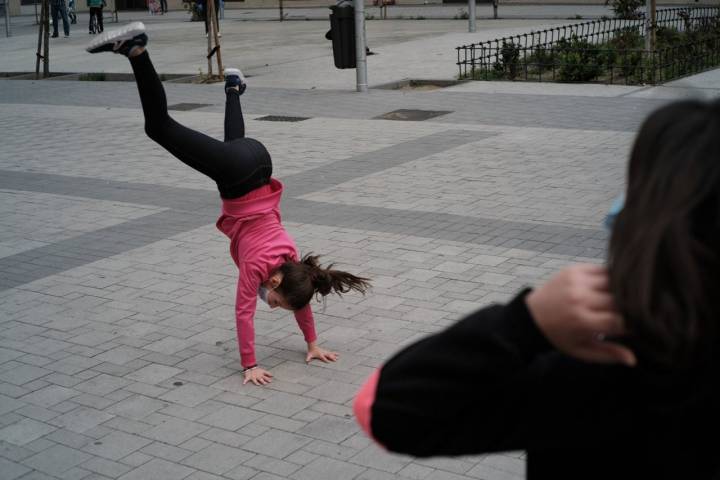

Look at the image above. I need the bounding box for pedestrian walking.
[87,0,103,34]
[50,0,71,38]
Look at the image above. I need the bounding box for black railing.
[462,37,720,85]
[457,6,720,83]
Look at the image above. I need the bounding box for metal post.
[644,0,656,51]
[211,0,223,75]
[354,0,367,92]
[206,0,213,77]
[279,0,283,21]
[649,0,656,51]
[4,0,11,37]
[493,0,498,19]
[42,0,49,77]
[468,0,476,33]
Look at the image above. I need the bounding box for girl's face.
[265,288,292,311]
[262,272,293,310]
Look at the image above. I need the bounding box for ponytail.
[276,253,371,310]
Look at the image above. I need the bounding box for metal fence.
[463,36,720,85]
[457,6,720,82]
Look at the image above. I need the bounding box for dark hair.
[608,99,720,367]
[275,253,371,311]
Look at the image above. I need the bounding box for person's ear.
[269,272,283,289]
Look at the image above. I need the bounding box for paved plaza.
[2,9,720,480]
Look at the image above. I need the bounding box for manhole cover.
[256,115,310,122]
[168,103,212,111]
[374,109,452,121]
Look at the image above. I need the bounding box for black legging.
[129,51,272,199]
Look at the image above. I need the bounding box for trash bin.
[328,3,356,69]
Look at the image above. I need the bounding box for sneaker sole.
[86,21,145,53]
[223,68,246,82]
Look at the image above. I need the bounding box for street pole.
[468,0,476,33]
[43,0,49,77]
[4,0,11,37]
[354,0,367,92]
[644,0,656,51]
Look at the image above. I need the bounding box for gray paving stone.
[159,384,221,407]
[139,417,210,446]
[350,445,413,474]
[243,430,313,460]
[291,456,366,480]
[0,418,56,446]
[105,395,168,421]
[22,444,93,476]
[0,456,33,480]
[0,365,51,386]
[181,443,254,475]
[117,458,196,480]
[118,451,153,468]
[75,374,132,397]
[223,464,259,480]
[355,469,399,480]
[81,456,134,478]
[305,382,360,404]
[0,395,26,416]
[50,407,115,434]
[252,392,316,418]
[140,442,193,463]
[18,385,79,408]
[83,431,153,461]
[245,454,302,476]
[297,415,357,444]
[198,405,264,431]
[125,365,183,384]
[398,463,436,479]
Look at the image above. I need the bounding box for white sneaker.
[223,67,247,94]
[86,21,147,55]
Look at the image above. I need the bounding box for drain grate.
[374,109,452,121]
[168,103,212,111]
[256,115,310,122]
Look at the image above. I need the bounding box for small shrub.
[495,41,521,79]
[556,36,604,82]
[526,46,556,72]
[606,0,645,19]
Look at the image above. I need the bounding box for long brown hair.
[608,100,720,367]
[275,253,371,310]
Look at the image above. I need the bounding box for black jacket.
[367,290,720,479]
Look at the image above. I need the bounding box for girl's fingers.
[583,291,616,312]
[576,341,637,367]
[584,310,626,336]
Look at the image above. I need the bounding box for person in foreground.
[354,99,720,479]
[86,22,371,386]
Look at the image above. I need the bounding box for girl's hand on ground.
[243,367,273,386]
[526,263,637,367]
[306,343,339,363]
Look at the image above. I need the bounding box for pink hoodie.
[216,178,317,368]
